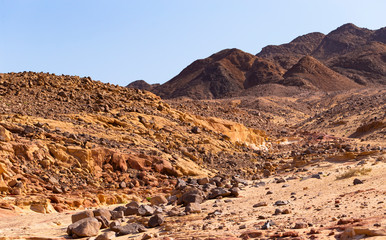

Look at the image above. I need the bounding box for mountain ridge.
[129,23,386,99]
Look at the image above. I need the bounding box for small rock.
[274,200,289,206]
[294,222,308,229]
[266,191,273,195]
[282,209,291,214]
[115,223,146,236]
[138,205,155,216]
[95,215,109,229]
[124,206,139,216]
[109,220,121,231]
[230,187,240,197]
[197,177,209,185]
[148,214,164,228]
[95,231,116,240]
[150,195,168,206]
[353,178,363,185]
[191,126,201,134]
[274,209,282,215]
[253,202,267,208]
[185,202,201,213]
[110,210,124,220]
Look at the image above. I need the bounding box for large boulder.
[67,217,101,238]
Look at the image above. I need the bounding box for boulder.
[185,202,201,213]
[150,195,168,206]
[138,205,155,216]
[114,223,146,236]
[148,214,164,228]
[71,210,94,223]
[67,217,101,238]
[93,209,112,221]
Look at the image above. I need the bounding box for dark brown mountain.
[153,48,259,99]
[129,23,385,99]
[257,32,325,69]
[312,23,374,60]
[282,56,361,91]
[126,80,160,91]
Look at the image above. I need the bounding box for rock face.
[146,23,385,100]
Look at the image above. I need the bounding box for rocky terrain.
[0,23,385,240]
[138,23,385,99]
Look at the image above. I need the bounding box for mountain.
[153,48,259,99]
[126,80,160,91]
[257,32,325,69]
[128,23,385,99]
[282,56,361,91]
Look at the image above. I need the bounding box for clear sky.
[1,0,385,85]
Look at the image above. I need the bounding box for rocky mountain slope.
[136,23,385,99]
[0,72,269,214]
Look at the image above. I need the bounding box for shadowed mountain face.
[257,32,325,69]
[283,56,361,91]
[129,23,386,99]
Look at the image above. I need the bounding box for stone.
[282,209,291,214]
[0,125,13,142]
[175,178,186,189]
[52,185,63,194]
[113,206,126,212]
[230,187,240,197]
[274,209,282,215]
[191,126,201,134]
[240,230,263,239]
[124,206,139,216]
[253,202,267,208]
[148,214,164,228]
[126,201,140,208]
[138,205,155,216]
[115,223,146,236]
[110,210,124,220]
[67,217,101,238]
[95,231,116,240]
[168,207,182,217]
[197,177,209,185]
[95,216,109,229]
[208,187,231,199]
[294,222,308,229]
[93,209,112,221]
[109,220,121,231]
[274,200,289,206]
[181,190,203,205]
[150,195,168,206]
[353,178,363,185]
[72,210,94,223]
[185,202,201,213]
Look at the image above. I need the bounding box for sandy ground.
[0,155,385,240]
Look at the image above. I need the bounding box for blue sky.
[1,1,385,85]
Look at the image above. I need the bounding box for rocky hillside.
[0,72,268,213]
[134,23,385,99]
